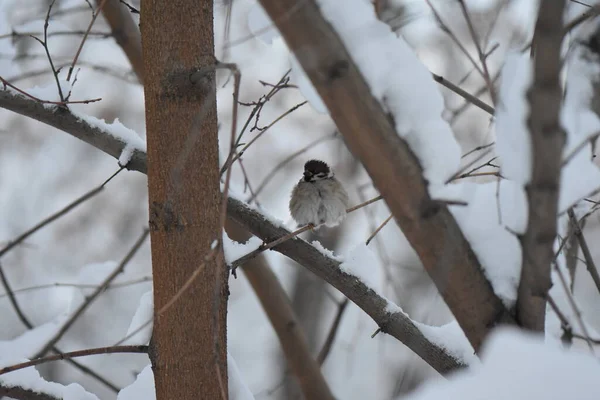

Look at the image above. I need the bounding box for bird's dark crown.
[303,160,332,182]
[304,160,330,175]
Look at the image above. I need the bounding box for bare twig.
[114,246,218,346]
[0,345,148,375]
[1,85,465,374]
[567,209,600,296]
[431,73,494,115]
[0,76,101,105]
[365,214,393,246]
[225,101,308,169]
[34,228,149,358]
[553,260,595,353]
[457,0,497,103]
[67,0,109,81]
[317,298,349,365]
[0,168,123,258]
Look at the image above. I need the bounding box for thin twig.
[317,298,348,365]
[0,168,123,259]
[426,1,486,78]
[0,168,122,256]
[457,0,497,103]
[548,295,573,345]
[225,101,308,169]
[114,246,219,346]
[0,76,101,105]
[67,0,109,81]
[217,61,241,235]
[567,209,600,296]
[34,228,149,358]
[0,345,148,375]
[553,260,595,353]
[365,214,393,246]
[431,73,494,115]
[0,277,152,300]
[38,0,65,102]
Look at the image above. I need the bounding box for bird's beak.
[303,171,312,179]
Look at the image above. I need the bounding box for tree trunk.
[140,0,228,398]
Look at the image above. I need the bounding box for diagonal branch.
[517,0,567,331]
[257,0,514,351]
[0,384,62,400]
[0,89,466,375]
[98,0,144,83]
[0,89,147,174]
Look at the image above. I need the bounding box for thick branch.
[257,0,513,350]
[0,90,465,374]
[98,0,143,83]
[226,198,465,374]
[0,385,61,400]
[517,0,566,331]
[0,89,147,174]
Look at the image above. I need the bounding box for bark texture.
[140,0,228,398]
[517,0,566,331]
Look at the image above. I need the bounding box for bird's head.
[303,159,333,182]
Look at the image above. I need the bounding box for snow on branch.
[0,87,147,173]
[0,86,466,374]
[256,0,514,351]
[226,196,468,374]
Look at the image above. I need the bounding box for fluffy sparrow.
[289,160,349,227]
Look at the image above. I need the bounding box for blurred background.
[1,0,599,399]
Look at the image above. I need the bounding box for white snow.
[432,181,524,307]
[247,1,462,184]
[0,359,99,400]
[495,52,532,185]
[71,111,147,155]
[117,364,155,400]
[338,243,378,288]
[222,231,263,265]
[228,351,255,400]
[0,312,68,359]
[123,290,154,345]
[316,0,461,185]
[118,144,135,166]
[415,320,478,365]
[402,327,600,400]
[311,239,344,262]
[559,21,600,211]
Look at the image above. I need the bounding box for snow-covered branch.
[0,88,147,174]
[0,89,465,374]
[226,197,467,374]
[256,0,514,351]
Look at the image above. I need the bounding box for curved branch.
[256,0,514,351]
[0,89,147,174]
[0,89,465,374]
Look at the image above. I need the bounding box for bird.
[289,160,349,227]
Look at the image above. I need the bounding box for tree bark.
[517,0,566,331]
[140,1,228,398]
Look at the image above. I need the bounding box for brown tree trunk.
[141,1,228,399]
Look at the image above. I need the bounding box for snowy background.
[1,0,600,399]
